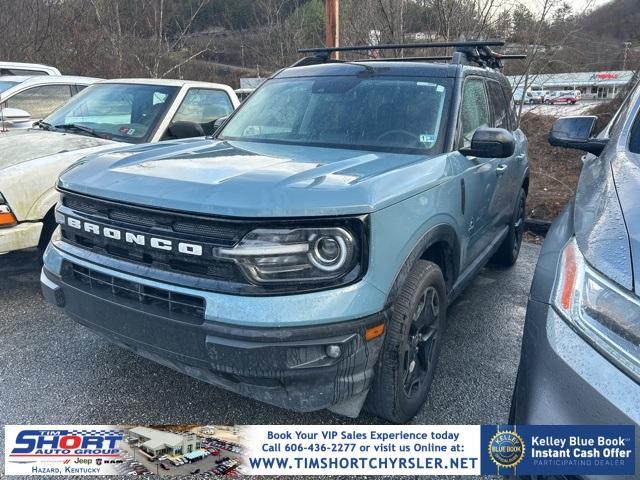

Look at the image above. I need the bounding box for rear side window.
[171,88,234,135]
[460,78,490,147]
[0,68,48,76]
[502,84,517,128]
[630,111,640,154]
[6,84,73,118]
[487,80,511,130]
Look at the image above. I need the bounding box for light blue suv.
[41,42,529,422]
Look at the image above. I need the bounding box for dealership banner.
[4,424,635,476]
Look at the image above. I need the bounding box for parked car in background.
[524,91,543,104]
[513,86,547,104]
[511,80,640,477]
[513,86,526,103]
[42,41,529,423]
[0,78,239,255]
[0,75,99,129]
[0,61,61,76]
[545,90,579,104]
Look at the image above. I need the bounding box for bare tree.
[511,0,596,125]
[88,0,212,78]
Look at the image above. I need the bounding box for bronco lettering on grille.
[64,215,204,256]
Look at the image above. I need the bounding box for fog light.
[325,345,342,358]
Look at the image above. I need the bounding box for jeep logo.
[63,215,203,256]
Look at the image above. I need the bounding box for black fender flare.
[385,223,460,308]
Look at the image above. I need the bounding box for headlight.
[554,238,640,381]
[214,225,364,286]
[0,193,17,228]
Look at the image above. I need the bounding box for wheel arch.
[386,223,460,307]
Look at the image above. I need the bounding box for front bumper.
[0,222,42,253]
[511,299,640,480]
[41,242,388,413]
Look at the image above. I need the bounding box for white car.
[0,75,99,129]
[0,78,239,254]
[0,62,61,76]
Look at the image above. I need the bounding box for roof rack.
[295,40,525,69]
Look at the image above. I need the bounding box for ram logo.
[63,215,204,256]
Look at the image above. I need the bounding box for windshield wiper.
[34,120,55,131]
[55,123,104,139]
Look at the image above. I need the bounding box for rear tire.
[491,188,526,267]
[365,260,446,423]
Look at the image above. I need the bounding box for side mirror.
[460,128,515,158]
[213,116,229,134]
[0,107,31,126]
[548,116,608,155]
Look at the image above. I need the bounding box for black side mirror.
[460,128,515,158]
[548,116,608,155]
[213,116,229,134]
[167,121,205,139]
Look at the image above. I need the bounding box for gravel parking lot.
[0,243,540,478]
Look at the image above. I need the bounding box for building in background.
[128,427,200,458]
[508,71,635,100]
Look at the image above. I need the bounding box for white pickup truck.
[0,78,239,254]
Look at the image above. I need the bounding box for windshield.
[0,80,19,94]
[44,83,179,143]
[219,75,451,153]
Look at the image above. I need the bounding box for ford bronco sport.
[41,41,529,422]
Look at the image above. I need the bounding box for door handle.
[496,164,508,175]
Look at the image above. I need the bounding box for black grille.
[63,262,205,323]
[62,194,245,246]
[60,193,247,283]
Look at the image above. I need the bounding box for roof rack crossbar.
[293,41,525,69]
[353,56,454,62]
[352,54,527,64]
[298,40,504,54]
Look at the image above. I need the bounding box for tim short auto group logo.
[6,427,124,475]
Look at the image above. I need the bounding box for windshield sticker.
[420,134,435,145]
[119,127,136,136]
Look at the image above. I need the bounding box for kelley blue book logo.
[481,425,635,476]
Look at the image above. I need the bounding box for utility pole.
[622,42,631,71]
[325,0,340,59]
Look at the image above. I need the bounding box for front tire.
[365,260,446,423]
[491,187,526,267]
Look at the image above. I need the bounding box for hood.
[574,152,635,292]
[610,151,640,294]
[58,139,448,217]
[0,129,117,170]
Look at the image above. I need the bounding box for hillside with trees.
[0,0,637,85]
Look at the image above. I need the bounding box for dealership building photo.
[128,427,201,458]
[508,70,636,99]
